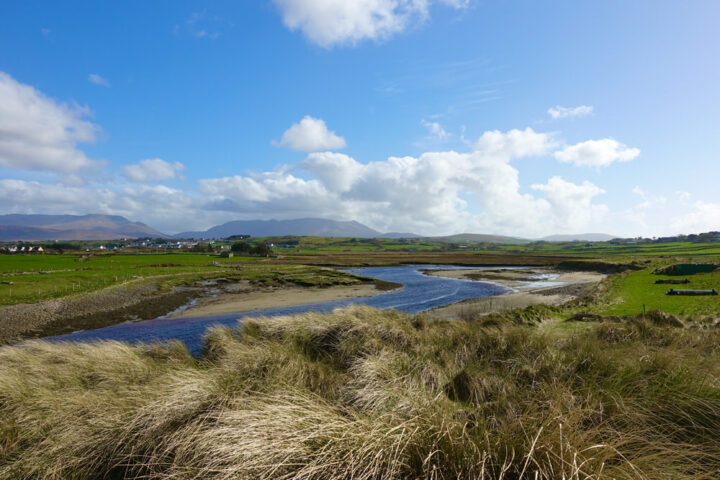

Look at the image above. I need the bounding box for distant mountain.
[0,214,167,241]
[540,233,617,242]
[377,232,422,239]
[177,218,383,239]
[431,233,529,245]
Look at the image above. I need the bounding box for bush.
[231,241,271,256]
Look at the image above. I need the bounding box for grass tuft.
[1,306,720,478]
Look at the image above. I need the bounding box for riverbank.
[169,283,383,318]
[0,265,388,344]
[425,268,605,319]
[0,281,200,344]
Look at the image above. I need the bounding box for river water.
[48,265,559,354]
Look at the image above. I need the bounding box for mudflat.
[170,284,381,317]
[425,268,605,319]
[423,267,604,287]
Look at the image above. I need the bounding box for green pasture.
[599,268,720,318]
[0,253,246,305]
[0,253,370,306]
[263,235,444,253]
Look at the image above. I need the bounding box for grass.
[1,306,720,479]
[597,268,720,318]
[0,254,375,306]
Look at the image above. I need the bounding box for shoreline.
[0,265,603,344]
[424,268,605,319]
[0,275,396,344]
[169,283,383,318]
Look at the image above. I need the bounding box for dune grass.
[1,306,719,479]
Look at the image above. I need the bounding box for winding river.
[48,265,560,354]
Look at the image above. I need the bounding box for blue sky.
[1,0,719,236]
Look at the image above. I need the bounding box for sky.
[1,0,719,237]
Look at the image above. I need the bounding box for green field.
[598,268,720,318]
[0,253,373,306]
[0,253,247,305]
[3,242,720,317]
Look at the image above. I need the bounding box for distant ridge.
[177,218,384,239]
[431,233,529,244]
[540,233,616,242]
[377,232,422,239]
[0,214,167,241]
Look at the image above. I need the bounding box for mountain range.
[178,218,386,239]
[539,233,617,242]
[432,233,529,245]
[0,215,166,241]
[0,214,617,243]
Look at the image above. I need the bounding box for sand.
[423,268,604,287]
[170,284,381,318]
[424,268,606,320]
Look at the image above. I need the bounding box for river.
[48,265,561,354]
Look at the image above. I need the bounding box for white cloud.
[421,119,449,140]
[122,158,186,183]
[199,127,607,236]
[272,0,468,48]
[547,105,593,119]
[0,71,103,173]
[273,116,346,152]
[0,179,198,234]
[554,139,640,167]
[532,176,607,228]
[670,201,720,234]
[474,127,555,158]
[298,152,363,192]
[88,73,111,88]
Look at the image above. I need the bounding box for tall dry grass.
[1,306,719,479]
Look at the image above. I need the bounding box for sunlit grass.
[0,254,372,306]
[2,306,719,479]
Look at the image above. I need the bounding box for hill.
[0,214,166,241]
[377,232,422,239]
[540,233,616,242]
[431,233,529,245]
[177,218,382,239]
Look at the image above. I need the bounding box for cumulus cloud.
[554,139,640,167]
[0,72,103,173]
[532,176,607,227]
[547,105,593,119]
[299,152,363,192]
[122,158,186,183]
[475,127,555,158]
[88,73,111,88]
[272,0,468,48]
[199,127,607,236]
[273,116,346,152]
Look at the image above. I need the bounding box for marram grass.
[1,306,719,479]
